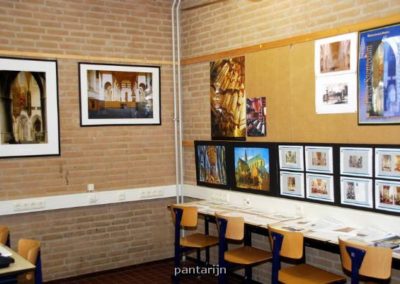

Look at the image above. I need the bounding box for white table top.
[182,200,400,260]
[0,244,35,277]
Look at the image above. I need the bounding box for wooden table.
[0,245,35,283]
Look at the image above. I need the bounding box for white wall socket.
[87,184,95,192]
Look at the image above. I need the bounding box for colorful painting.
[358,24,400,124]
[196,144,227,186]
[79,63,160,126]
[246,97,266,136]
[375,180,400,213]
[234,147,270,191]
[0,57,60,158]
[210,56,246,140]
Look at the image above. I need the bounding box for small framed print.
[340,177,373,208]
[375,179,400,213]
[375,148,400,180]
[305,146,333,174]
[340,147,372,177]
[306,173,334,203]
[194,141,230,189]
[280,171,305,198]
[279,145,304,171]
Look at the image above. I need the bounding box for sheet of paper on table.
[0,246,12,257]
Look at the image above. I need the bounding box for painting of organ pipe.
[210,56,246,140]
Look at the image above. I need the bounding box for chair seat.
[224,246,272,265]
[279,263,345,284]
[180,233,218,248]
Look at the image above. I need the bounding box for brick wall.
[0,0,174,200]
[181,0,400,58]
[0,198,175,281]
[0,0,176,281]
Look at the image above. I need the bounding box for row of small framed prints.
[194,140,400,216]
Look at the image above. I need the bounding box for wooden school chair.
[17,239,42,284]
[216,213,272,283]
[170,204,218,281]
[339,238,392,284]
[0,226,10,247]
[268,225,345,284]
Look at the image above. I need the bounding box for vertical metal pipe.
[171,0,179,204]
[176,0,184,204]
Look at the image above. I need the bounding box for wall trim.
[181,13,400,65]
[0,185,176,216]
[0,49,173,66]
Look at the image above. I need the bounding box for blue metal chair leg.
[346,246,366,284]
[271,232,284,284]
[217,218,228,284]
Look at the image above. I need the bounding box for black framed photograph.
[306,173,334,203]
[280,171,305,198]
[194,140,230,189]
[358,23,400,125]
[375,179,400,213]
[0,57,60,158]
[340,177,373,208]
[79,63,161,126]
[340,147,373,177]
[305,146,333,174]
[279,145,304,171]
[375,148,400,180]
[231,142,276,195]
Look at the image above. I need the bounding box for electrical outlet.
[118,192,126,201]
[87,184,95,192]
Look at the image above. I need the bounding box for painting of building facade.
[210,56,246,140]
[234,147,270,191]
[79,63,160,125]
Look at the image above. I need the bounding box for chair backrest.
[18,238,41,282]
[268,225,304,260]
[170,204,198,228]
[339,238,392,280]
[215,213,244,241]
[0,226,10,246]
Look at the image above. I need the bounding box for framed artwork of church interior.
[79,63,161,126]
[0,57,60,158]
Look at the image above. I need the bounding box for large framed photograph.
[340,147,372,177]
[232,143,275,195]
[0,57,60,158]
[358,24,400,124]
[194,141,229,189]
[79,63,161,126]
[315,32,358,76]
[210,56,246,140]
[306,173,334,203]
[375,179,400,213]
[280,171,305,198]
[305,146,333,174]
[279,145,304,171]
[340,177,373,208]
[375,148,400,180]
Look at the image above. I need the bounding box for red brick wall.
[0,0,175,200]
[0,198,175,281]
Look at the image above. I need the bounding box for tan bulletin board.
[245,41,400,145]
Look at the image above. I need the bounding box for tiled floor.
[48,259,244,284]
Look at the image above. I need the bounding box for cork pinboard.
[245,41,400,144]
